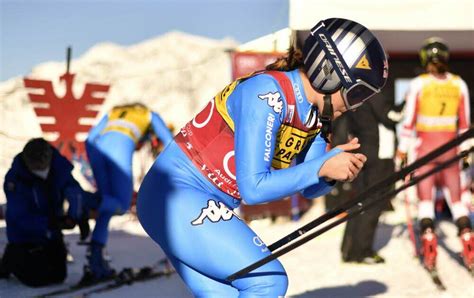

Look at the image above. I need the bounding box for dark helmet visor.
[342,80,380,110]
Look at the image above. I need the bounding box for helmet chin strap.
[319,94,334,143]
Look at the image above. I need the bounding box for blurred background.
[0,0,473,296]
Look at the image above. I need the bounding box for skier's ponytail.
[265,44,304,72]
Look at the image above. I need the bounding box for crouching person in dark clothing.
[1,138,95,287]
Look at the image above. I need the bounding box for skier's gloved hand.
[83,191,102,215]
[462,158,470,170]
[462,154,471,170]
[395,150,407,171]
[65,187,85,222]
[76,191,99,242]
[57,216,77,230]
[78,216,90,241]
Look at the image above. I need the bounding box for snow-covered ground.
[1,197,473,298]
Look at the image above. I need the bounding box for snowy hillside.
[0,31,237,203]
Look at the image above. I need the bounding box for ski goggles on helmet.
[340,79,380,110]
[310,21,381,110]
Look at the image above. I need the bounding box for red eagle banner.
[23,72,109,160]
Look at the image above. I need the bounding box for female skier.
[138,18,389,296]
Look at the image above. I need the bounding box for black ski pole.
[267,128,473,252]
[227,148,472,282]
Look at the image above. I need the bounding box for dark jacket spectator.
[1,138,93,287]
[340,95,397,264]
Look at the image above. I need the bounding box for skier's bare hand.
[319,138,367,182]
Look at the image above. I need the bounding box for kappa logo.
[355,54,371,70]
[191,199,236,225]
[258,92,283,114]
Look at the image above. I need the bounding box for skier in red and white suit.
[396,37,473,271]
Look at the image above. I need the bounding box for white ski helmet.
[303,18,389,110]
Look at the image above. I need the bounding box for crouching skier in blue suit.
[138,18,389,297]
[83,103,173,284]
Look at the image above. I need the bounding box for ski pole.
[403,172,419,257]
[227,147,473,282]
[397,155,419,257]
[267,128,473,252]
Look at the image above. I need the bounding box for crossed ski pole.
[227,128,473,282]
